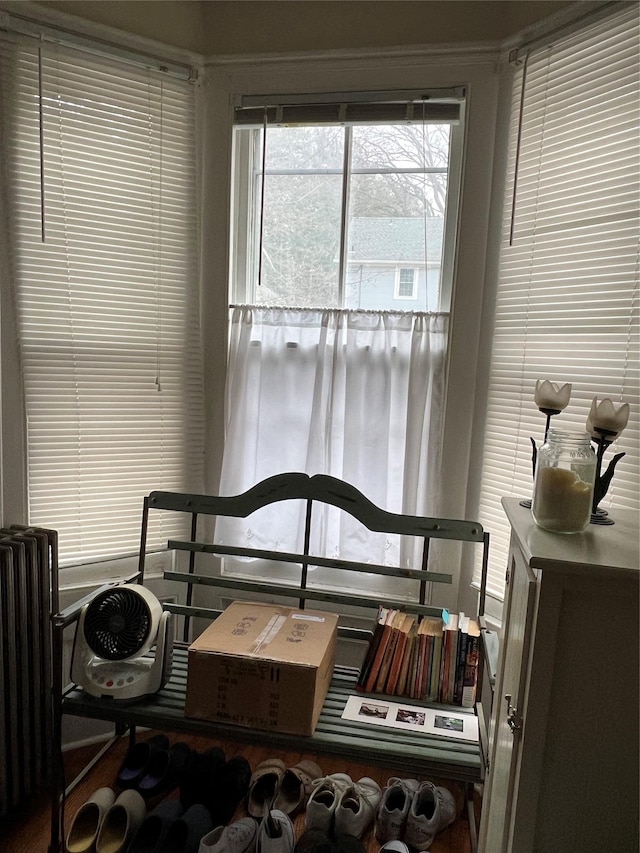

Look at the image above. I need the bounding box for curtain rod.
[0,9,198,82]
[238,87,466,109]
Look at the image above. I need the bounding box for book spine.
[397,627,414,696]
[461,631,481,708]
[364,609,396,693]
[356,607,385,692]
[387,630,407,695]
[428,635,442,702]
[375,620,400,693]
[453,626,468,705]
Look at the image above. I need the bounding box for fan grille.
[83,588,153,660]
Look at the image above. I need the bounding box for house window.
[231,91,464,312]
[396,268,418,299]
[0,37,203,567]
[219,91,464,595]
[476,5,639,601]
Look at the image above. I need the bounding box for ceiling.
[27,1,578,55]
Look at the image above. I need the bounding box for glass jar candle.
[532,429,596,533]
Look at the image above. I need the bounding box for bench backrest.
[138,472,489,645]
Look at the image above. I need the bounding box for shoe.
[116,734,170,789]
[404,782,456,851]
[378,842,410,853]
[66,787,115,853]
[199,817,259,853]
[138,741,193,799]
[256,809,294,853]
[210,755,252,826]
[181,747,226,810]
[333,776,382,839]
[128,799,184,853]
[375,777,420,843]
[157,803,213,853]
[96,789,146,853]
[273,760,322,817]
[333,834,366,853]
[246,759,286,818]
[305,774,352,834]
[293,828,334,853]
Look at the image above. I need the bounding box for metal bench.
[51,473,490,852]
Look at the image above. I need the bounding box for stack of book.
[356,607,481,708]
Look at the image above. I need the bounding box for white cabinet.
[479,499,639,853]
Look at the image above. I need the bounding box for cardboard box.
[185,601,338,736]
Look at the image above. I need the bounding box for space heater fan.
[71,584,173,701]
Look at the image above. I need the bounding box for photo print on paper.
[358,702,389,719]
[434,714,464,733]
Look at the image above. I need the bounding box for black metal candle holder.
[590,429,625,526]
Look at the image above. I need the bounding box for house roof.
[348,217,444,264]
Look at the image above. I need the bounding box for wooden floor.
[0,729,481,853]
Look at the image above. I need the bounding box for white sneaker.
[199,817,259,853]
[333,776,382,839]
[404,782,456,851]
[375,777,420,843]
[305,774,352,834]
[256,809,294,853]
[378,842,410,853]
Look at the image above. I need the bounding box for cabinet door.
[479,538,537,852]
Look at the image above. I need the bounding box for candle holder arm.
[592,451,625,513]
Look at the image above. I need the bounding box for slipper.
[116,734,170,789]
[157,803,213,853]
[127,799,184,853]
[138,742,193,799]
[246,759,286,819]
[66,787,115,853]
[96,788,146,853]
[273,760,322,816]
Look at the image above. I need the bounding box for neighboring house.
[345,217,443,311]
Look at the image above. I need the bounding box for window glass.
[233,115,455,312]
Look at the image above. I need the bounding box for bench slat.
[62,648,483,783]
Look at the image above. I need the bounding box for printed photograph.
[358,702,389,719]
[396,708,426,726]
[434,714,464,733]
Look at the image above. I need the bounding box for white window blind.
[0,35,204,566]
[477,6,639,598]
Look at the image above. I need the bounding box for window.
[476,6,639,600]
[396,268,418,299]
[0,35,204,567]
[232,92,464,312]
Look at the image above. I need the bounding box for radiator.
[0,525,58,819]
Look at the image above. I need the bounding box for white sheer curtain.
[216,306,448,586]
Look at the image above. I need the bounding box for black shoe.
[210,755,252,826]
[156,803,213,853]
[180,746,226,810]
[333,835,366,853]
[294,828,334,853]
[138,741,193,799]
[116,733,170,789]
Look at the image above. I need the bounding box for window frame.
[395,267,419,300]
[230,103,466,314]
